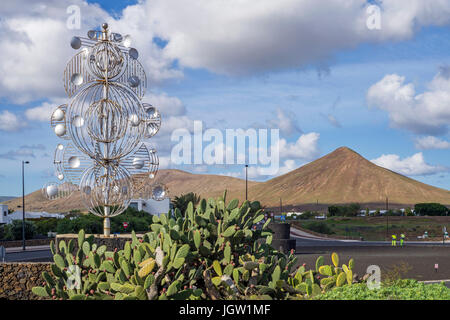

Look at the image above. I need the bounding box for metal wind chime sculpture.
[42,23,168,236]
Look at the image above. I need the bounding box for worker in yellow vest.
[391,234,397,246]
[400,233,405,246]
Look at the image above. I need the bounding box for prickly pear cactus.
[32,194,358,300]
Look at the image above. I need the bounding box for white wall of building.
[129,198,171,216]
[2,210,64,224]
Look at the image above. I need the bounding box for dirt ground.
[294,245,450,281]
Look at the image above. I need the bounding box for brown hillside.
[4,147,449,212]
[250,147,450,206]
[5,169,259,213]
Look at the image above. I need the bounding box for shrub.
[328,204,361,217]
[55,207,153,235]
[414,203,448,216]
[302,221,334,235]
[0,224,13,240]
[34,218,59,236]
[7,219,36,240]
[33,192,358,300]
[317,279,450,300]
[405,208,414,216]
[297,211,315,220]
[56,215,102,234]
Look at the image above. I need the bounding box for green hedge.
[317,279,450,300]
[0,220,36,240]
[0,207,154,240]
[55,207,153,234]
[414,203,448,216]
[301,221,334,235]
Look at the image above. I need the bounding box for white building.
[0,204,8,224]
[129,198,171,216]
[0,206,65,224]
[286,212,303,218]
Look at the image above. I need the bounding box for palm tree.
[171,192,201,214]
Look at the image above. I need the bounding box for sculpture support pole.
[104,206,110,237]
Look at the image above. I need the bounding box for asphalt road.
[4,247,52,262]
[290,230,450,282]
[294,236,450,247]
[294,245,450,282]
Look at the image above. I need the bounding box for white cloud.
[246,159,298,179]
[191,165,209,173]
[25,99,66,122]
[247,166,265,180]
[415,136,450,150]
[0,1,109,103]
[241,132,320,180]
[0,110,25,131]
[267,108,301,136]
[137,0,450,75]
[371,152,447,176]
[322,113,342,128]
[219,171,242,178]
[276,159,298,176]
[106,4,183,83]
[0,148,35,160]
[367,72,450,135]
[145,93,186,117]
[2,1,450,102]
[0,0,180,103]
[278,132,320,160]
[158,155,171,169]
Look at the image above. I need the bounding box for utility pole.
[280,197,283,214]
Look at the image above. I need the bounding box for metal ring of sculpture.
[66,81,146,160]
[87,41,125,79]
[79,163,132,217]
[42,181,78,201]
[120,143,159,197]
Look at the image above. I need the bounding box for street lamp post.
[22,160,30,251]
[245,164,248,201]
[385,196,389,241]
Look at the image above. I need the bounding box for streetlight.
[245,164,248,201]
[22,160,30,251]
[385,196,389,241]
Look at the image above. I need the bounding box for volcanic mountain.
[4,147,449,212]
[249,147,450,206]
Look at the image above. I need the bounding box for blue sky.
[0,0,449,196]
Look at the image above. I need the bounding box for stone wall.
[0,262,51,300]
